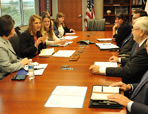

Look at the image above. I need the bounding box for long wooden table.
[0,31,126,114]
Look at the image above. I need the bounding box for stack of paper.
[97,38,112,41]
[96,43,119,50]
[39,48,54,57]
[44,86,87,108]
[60,36,78,40]
[52,50,76,57]
[94,62,117,68]
[65,33,76,35]
[91,86,119,100]
[24,63,48,75]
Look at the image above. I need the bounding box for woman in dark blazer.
[112,13,132,47]
[53,12,75,38]
[19,15,46,58]
[0,15,29,76]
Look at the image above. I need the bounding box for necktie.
[120,33,133,49]
[131,71,148,98]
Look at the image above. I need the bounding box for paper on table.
[97,38,112,41]
[44,86,87,108]
[91,93,113,100]
[65,33,76,35]
[96,43,119,49]
[60,36,78,40]
[92,86,102,92]
[25,64,48,76]
[52,50,76,57]
[39,48,54,57]
[103,86,119,93]
[94,62,117,68]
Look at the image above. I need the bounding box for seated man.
[107,70,148,114]
[119,9,147,57]
[89,17,148,83]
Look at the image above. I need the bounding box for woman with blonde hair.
[53,12,75,38]
[19,14,46,58]
[41,13,66,46]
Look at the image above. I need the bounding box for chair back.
[87,19,105,31]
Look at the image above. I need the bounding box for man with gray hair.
[89,16,148,83]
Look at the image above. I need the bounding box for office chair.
[87,19,105,31]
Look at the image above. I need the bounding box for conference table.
[0,31,126,114]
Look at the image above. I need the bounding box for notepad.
[44,86,87,108]
[91,86,119,100]
[89,85,122,109]
[94,62,117,68]
[96,43,119,50]
[39,48,54,57]
[97,38,112,41]
[52,50,76,57]
[65,33,76,35]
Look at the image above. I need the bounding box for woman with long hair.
[19,15,46,58]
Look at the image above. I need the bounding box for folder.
[89,85,123,109]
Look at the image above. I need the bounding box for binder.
[89,85,123,109]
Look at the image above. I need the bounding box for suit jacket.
[113,23,132,48]
[119,34,135,55]
[0,37,24,76]
[127,71,148,114]
[53,21,71,37]
[19,30,46,58]
[106,40,148,83]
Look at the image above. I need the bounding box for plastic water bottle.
[28,59,35,79]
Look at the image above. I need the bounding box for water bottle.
[28,59,35,79]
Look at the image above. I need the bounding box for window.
[0,0,35,27]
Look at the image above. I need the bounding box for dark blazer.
[106,40,148,83]
[19,30,46,59]
[119,33,135,55]
[53,21,71,37]
[126,71,148,114]
[113,23,132,48]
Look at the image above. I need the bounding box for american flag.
[84,0,95,30]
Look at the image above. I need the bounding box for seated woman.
[0,15,29,76]
[53,12,75,38]
[41,13,66,46]
[19,15,46,58]
[112,13,132,47]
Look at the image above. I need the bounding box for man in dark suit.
[119,9,147,56]
[89,17,148,83]
[107,69,148,114]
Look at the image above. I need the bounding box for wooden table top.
[0,31,126,114]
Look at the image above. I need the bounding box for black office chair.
[9,32,20,58]
[87,19,105,31]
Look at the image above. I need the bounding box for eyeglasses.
[144,43,148,48]
[132,28,140,31]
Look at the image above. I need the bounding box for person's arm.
[0,47,24,73]
[53,22,59,37]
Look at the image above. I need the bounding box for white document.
[94,62,117,68]
[58,41,73,47]
[65,33,76,35]
[96,43,119,49]
[60,36,78,40]
[91,93,113,100]
[92,86,102,92]
[103,86,119,94]
[39,48,54,57]
[25,64,48,76]
[34,64,48,75]
[52,50,76,57]
[97,38,112,41]
[44,86,87,108]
